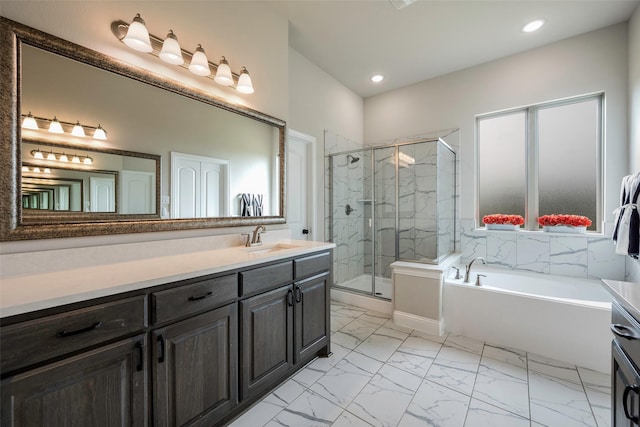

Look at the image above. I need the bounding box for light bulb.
[83,157,93,165]
[236,67,254,94]
[47,152,56,161]
[22,112,39,130]
[189,44,210,76]
[159,30,184,65]
[48,117,64,133]
[32,149,44,159]
[44,168,51,173]
[123,13,153,52]
[93,125,107,140]
[214,56,234,86]
[71,121,86,137]
[21,166,29,172]
[59,153,69,162]
[33,167,41,173]
[72,155,81,164]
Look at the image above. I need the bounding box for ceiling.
[268,0,639,98]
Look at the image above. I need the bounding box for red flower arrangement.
[537,214,592,227]
[482,214,525,226]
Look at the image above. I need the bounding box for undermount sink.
[244,243,301,254]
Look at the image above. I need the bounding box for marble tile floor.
[228,301,611,427]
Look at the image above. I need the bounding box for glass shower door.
[372,147,396,298]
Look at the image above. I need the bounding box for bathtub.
[443,266,612,373]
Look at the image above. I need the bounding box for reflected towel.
[613,172,640,258]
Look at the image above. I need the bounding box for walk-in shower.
[326,137,456,299]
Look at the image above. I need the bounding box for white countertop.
[602,279,640,319]
[0,239,335,319]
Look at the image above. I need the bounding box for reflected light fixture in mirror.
[159,30,183,65]
[21,114,108,140]
[48,117,64,133]
[115,15,255,94]
[122,13,152,52]
[32,149,93,165]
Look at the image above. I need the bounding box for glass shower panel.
[330,150,371,295]
[398,141,438,262]
[437,142,456,260]
[373,147,396,298]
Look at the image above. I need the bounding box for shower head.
[347,154,360,164]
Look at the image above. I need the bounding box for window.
[477,94,602,231]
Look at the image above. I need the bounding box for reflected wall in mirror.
[0,17,286,240]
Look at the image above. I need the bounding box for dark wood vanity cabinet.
[0,249,332,427]
[611,300,640,426]
[153,304,238,427]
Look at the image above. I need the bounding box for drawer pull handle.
[623,384,640,422]
[135,341,144,372]
[158,335,166,363]
[56,321,103,338]
[295,286,302,303]
[188,291,213,302]
[611,323,639,340]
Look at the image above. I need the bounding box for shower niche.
[326,137,456,299]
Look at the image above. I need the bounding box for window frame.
[475,92,604,233]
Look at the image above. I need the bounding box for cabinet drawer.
[1,296,145,374]
[240,261,293,297]
[152,274,237,324]
[612,301,640,365]
[294,252,331,280]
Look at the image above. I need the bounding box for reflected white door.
[171,152,229,218]
[287,130,315,240]
[120,170,155,214]
[89,176,115,212]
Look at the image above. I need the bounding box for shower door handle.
[345,204,355,215]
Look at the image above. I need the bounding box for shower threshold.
[334,274,392,300]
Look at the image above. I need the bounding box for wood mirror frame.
[0,17,286,241]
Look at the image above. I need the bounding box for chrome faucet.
[464,257,486,283]
[251,225,266,245]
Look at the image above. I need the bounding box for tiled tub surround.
[460,219,625,281]
[444,267,612,373]
[229,302,611,427]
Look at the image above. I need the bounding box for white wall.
[288,48,364,241]
[627,4,640,282]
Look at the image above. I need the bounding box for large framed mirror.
[0,17,286,240]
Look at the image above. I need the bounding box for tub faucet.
[464,257,486,283]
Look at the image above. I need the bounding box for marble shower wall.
[460,219,625,280]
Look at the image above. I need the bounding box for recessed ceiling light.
[371,74,384,83]
[522,19,545,33]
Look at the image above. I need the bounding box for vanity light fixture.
[159,30,184,65]
[188,44,211,76]
[47,151,56,161]
[21,166,29,173]
[32,149,44,159]
[32,167,41,173]
[21,114,107,141]
[122,13,153,52]
[214,56,234,86]
[58,153,69,162]
[113,16,255,94]
[236,67,254,94]
[48,117,64,134]
[72,155,81,164]
[44,168,51,174]
[22,112,39,130]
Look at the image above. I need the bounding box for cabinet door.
[613,341,640,427]
[295,272,330,363]
[1,335,147,427]
[153,303,238,427]
[240,284,293,400]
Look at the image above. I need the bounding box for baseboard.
[393,310,445,336]
[330,288,392,314]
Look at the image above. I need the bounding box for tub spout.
[464,257,486,283]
